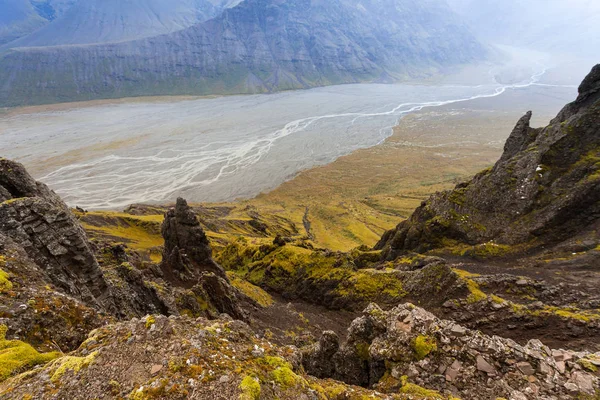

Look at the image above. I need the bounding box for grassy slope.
[79,109,513,256]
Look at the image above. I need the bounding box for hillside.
[1,0,225,48]
[0,0,486,106]
[0,0,47,45]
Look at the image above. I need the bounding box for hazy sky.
[446,0,600,58]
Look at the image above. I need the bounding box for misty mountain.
[2,0,227,48]
[0,0,46,45]
[0,0,77,44]
[446,0,600,56]
[0,0,486,107]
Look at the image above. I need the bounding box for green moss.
[399,376,444,399]
[0,325,60,382]
[449,242,512,259]
[227,272,274,308]
[145,315,156,329]
[354,342,370,361]
[0,267,12,293]
[263,356,291,370]
[335,269,406,301]
[49,351,98,383]
[413,335,437,360]
[239,376,261,400]
[454,269,487,303]
[578,359,598,373]
[272,366,302,389]
[448,188,467,206]
[225,243,405,306]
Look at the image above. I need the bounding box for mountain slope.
[0,0,486,106]
[0,0,47,45]
[376,64,600,260]
[2,0,223,48]
[0,0,78,45]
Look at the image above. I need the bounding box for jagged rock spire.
[160,197,227,282]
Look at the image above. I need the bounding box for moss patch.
[227,272,274,308]
[454,269,487,303]
[0,325,60,382]
[413,335,437,360]
[0,268,12,293]
[400,376,445,399]
[49,351,98,383]
[239,375,261,400]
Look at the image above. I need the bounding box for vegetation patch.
[49,351,98,383]
[0,325,60,382]
[0,267,12,293]
[413,335,437,360]
[454,269,487,303]
[399,376,445,399]
[227,272,274,307]
[239,375,261,400]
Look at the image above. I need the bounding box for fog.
[446,0,600,60]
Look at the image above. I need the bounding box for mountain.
[445,0,600,55]
[0,0,47,45]
[1,0,225,48]
[376,64,600,260]
[0,0,486,107]
[0,0,78,45]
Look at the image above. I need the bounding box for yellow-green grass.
[227,272,274,308]
[0,326,60,382]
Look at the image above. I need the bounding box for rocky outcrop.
[0,159,114,310]
[0,0,486,107]
[303,303,600,399]
[160,198,245,320]
[0,314,405,399]
[160,197,226,282]
[376,64,600,259]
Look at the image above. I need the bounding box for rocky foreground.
[0,65,599,399]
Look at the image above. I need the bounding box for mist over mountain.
[0,0,486,106]
[446,0,600,57]
[0,0,78,44]
[1,0,230,48]
[0,0,46,45]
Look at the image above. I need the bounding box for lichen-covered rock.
[376,64,600,259]
[304,303,600,399]
[0,314,417,400]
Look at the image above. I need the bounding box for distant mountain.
[0,0,486,106]
[0,0,46,45]
[0,0,78,44]
[446,0,600,55]
[2,0,225,48]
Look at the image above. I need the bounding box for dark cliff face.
[0,0,486,106]
[376,64,600,260]
[0,158,114,310]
